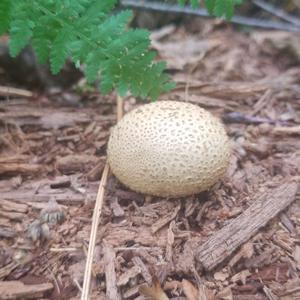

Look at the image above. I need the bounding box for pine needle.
[81,95,123,300]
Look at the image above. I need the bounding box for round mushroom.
[107,100,230,197]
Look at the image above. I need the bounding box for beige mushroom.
[107,100,230,197]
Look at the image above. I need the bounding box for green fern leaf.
[32,16,60,63]
[204,0,242,19]
[9,19,34,56]
[4,0,175,100]
[214,0,232,19]
[8,2,39,57]
[191,0,200,8]
[50,28,74,74]
[85,50,106,82]
[91,10,133,45]
[0,0,11,35]
[205,0,216,14]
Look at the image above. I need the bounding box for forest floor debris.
[0,21,300,299]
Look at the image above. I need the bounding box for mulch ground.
[0,20,300,300]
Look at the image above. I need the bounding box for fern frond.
[32,16,60,63]
[0,0,11,35]
[4,0,175,99]
[204,0,242,19]
[50,28,75,73]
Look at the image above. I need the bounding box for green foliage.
[0,0,175,100]
[0,0,242,100]
[0,0,11,35]
[184,0,243,19]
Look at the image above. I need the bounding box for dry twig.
[81,95,124,300]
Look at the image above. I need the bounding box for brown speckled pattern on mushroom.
[107,101,231,198]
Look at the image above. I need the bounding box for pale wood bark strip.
[103,242,121,300]
[0,281,53,299]
[195,181,299,271]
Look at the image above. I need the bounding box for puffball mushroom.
[107,100,230,198]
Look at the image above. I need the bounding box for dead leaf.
[181,279,198,300]
[139,279,169,300]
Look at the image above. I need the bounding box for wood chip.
[117,265,141,287]
[263,286,279,300]
[151,204,181,233]
[110,198,125,217]
[86,159,105,181]
[293,245,300,269]
[217,286,233,300]
[273,125,300,135]
[195,181,298,271]
[0,227,16,238]
[0,86,33,98]
[49,176,71,188]
[56,154,98,175]
[103,242,121,300]
[0,163,43,176]
[214,271,229,282]
[0,281,53,299]
[231,270,251,285]
[0,211,25,221]
[132,256,152,285]
[0,199,28,213]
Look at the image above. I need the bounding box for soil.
[0,19,300,300]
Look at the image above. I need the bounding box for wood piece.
[279,212,296,234]
[103,242,121,300]
[0,108,91,129]
[0,176,22,192]
[0,281,53,299]
[0,227,16,238]
[117,265,141,287]
[0,163,42,176]
[273,125,300,135]
[0,86,33,98]
[263,286,279,300]
[0,211,25,221]
[151,204,181,233]
[0,262,19,280]
[173,81,268,101]
[1,191,90,205]
[195,181,298,271]
[233,296,267,300]
[86,159,105,182]
[132,256,152,285]
[110,198,125,217]
[56,154,98,175]
[50,176,71,189]
[0,199,28,213]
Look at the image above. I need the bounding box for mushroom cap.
[107,100,230,198]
